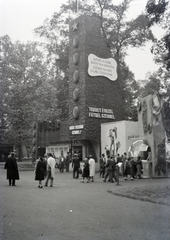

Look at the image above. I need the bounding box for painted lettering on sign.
[88,107,115,119]
[128,135,139,140]
[69,125,84,130]
[88,54,117,81]
[72,130,82,135]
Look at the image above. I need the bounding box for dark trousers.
[100,168,105,178]
[45,171,53,187]
[104,170,114,182]
[112,171,117,182]
[73,167,79,179]
[131,167,135,178]
[65,162,69,172]
[60,163,64,173]
[9,179,15,186]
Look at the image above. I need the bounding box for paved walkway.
[0,169,170,240]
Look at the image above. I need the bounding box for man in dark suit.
[65,152,71,172]
[72,153,80,179]
[103,155,115,183]
[4,152,20,186]
[58,151,65,173]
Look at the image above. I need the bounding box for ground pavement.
[0,168,170,240]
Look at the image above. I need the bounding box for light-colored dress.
[89,158,95,177]
[47,156,56,179]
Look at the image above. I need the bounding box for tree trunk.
[18,144,22,162]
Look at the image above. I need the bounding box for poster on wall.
[101,121,139,157]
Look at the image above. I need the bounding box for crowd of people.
[100,152,143,182]
[34,153,96,186]
[4,151,143,188]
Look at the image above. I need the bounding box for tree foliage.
[146,0,169,25]
[0,36,61,158]
[146,0,170,70]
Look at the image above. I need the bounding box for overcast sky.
[0,0,165,80]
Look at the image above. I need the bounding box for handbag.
[79,168,82,174]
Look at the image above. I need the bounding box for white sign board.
[88,54,117,81]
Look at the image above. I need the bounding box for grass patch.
[109,185,170,206]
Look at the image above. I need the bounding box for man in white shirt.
[89,155,95,182]
[44,153,56,187]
